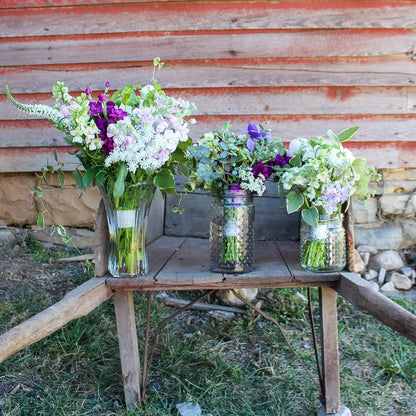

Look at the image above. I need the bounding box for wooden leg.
[114,290,141,410]
[319,287,341,414]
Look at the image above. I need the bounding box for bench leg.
[319,287,349,415]
[114,290,141,410]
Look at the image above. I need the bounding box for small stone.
[353,250,365,273]
[176,402,202,416]
[390,272,413,290]
[359,251,370,266]
[216,288,258,306]
[401,267,414,277]
[369,250,405,271]
[364,272,374,281]
[368,269,378,279]
[356,245,377,254]
[318,406,352,416]
[378,268,387,285]
[0,228,15,242]
[381,281,396,292]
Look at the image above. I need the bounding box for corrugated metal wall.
[1,0,416,173]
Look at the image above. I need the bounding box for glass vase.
[300,215,346,272]
[99,181,156,277]
[210,186,255,274]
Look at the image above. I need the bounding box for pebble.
[378,268,387,285]
[176,402,202,416]
[380,281,396,292]
[369,250,405,271]
[390,272,413,290]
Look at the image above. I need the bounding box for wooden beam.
[320,287,341,414]
[114,290,141,410]
[0,277,112,364]
[337,272,416,345]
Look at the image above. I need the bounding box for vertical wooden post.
[114,290,141,410]
[320,287,341,414]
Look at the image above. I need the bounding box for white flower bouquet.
[276,127,380,270]
[6,58,197,276]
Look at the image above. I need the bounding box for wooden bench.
[1,201,416,415]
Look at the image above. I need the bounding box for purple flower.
[89,101,103,116]
[106,101,127,123]
[83,87,92,95]
[252,162,273,179]
[274,153,291,167]
[105,81,110,89]
[245,122,271,152]
[98,93,107,102]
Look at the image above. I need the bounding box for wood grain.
[0,277,112,364]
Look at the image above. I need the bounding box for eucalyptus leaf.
[57,169,65,188]
[327,129,338,142]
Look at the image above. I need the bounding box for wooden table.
[105,236,347,415]
[2,235,416,415]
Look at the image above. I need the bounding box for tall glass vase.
[300,214,346,272]
[99,181,156,277]
[210,186,255,274]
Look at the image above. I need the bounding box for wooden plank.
[2,56,416,93]
[113,290,141,410]
[0,277,112,364]
[2,30,415,67]
[164,192,300,240]
[1,138,416,173]
[319,287,341,414]
[336,272,416,344]
[3,2,416,37]
[3,114,416,148]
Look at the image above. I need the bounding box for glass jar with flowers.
[274,127,380,272]
[6,58,196,277]
[185,122,288,273]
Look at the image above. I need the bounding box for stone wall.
[1,169,416,251]
[353,168,416,250]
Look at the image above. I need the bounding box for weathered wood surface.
[337,272,416,345]
[105,237,342,291]
[1,0,416,173]
[114,291,141,410]
[4,2,416,37]
[320,287,341,414]
[0,277,112,364]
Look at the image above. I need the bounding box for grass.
[1,241,416,415]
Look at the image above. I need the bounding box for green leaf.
[36,212,45,229]
[82,167,96,189]
[72,169,85,193]
[53,149,59,162]
[337,126,359,142]
[286,191,304,214]
[327,129,338,142]
[352,157,367,176]
[289,153,302,168]
[57,225,67,236]
[36,187,43,198]
[114,163,128,198]
[278,181,289,198]
[154,168,175,190]
[57,169,65,188]
[301,207,319,228]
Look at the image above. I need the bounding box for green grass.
[1,242,416,415]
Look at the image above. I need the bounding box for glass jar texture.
[209,187,255,274]
[300,215,346,272]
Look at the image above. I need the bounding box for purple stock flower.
[106,101,127,123]
[252,162,273,179]
[274,153,291,167]
[83,87,92,95]
[98,93,107,102]
[105,81,110,89]
[89,101,103,116]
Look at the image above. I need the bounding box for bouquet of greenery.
[276,127,380,269]
[186,121,288,269]
[6,58,196,275]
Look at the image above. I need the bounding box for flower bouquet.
[275,127,379,272]
[6,58,196,277]
[186,121,287,273]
